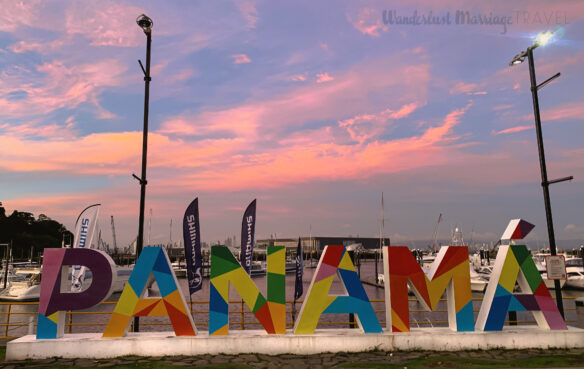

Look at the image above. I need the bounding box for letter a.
[294,245,381,334]
[103,247,196,337]
[476,245,567,331]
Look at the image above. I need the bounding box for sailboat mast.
[380,192,384,252]
[148,208,152,246]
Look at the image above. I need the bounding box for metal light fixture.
[509,51,527,66]
[132,13,153,333]
[136,14,153,34]
[508,30,573,318]
[534,30,554,47]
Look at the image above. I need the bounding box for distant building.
[256,236,390,255]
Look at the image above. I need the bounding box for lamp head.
[509,51,527,67]
[136,14,153,34]
[534,31,554,47]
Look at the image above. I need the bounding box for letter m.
[383,246,474,332]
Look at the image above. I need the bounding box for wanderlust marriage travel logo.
[382,9,569,35]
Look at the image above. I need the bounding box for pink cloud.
[492,125,532,135]
[450,82,479,95]
[0,117,77,140]
[166,68,196,84]
[521,101,584,123]
[9,39,65,54]
[232,54,252,64]
[236,1,258,29]
[160,50,430,144]
[155,103,471,192]
[349,8,388,37]
[493,104,514,111]
[542,101,584,122]
[315,73,334,83]
[449,82,488,96]
[290,74,308,82]
[338,103,420,144]
[0,59,126,119]
[0,0,43,32]
[65,1,145,47]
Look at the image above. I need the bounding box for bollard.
[576,297,584,329]
[349,313,356,328]
[508,311,517,326]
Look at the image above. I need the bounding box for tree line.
[0,203,73,261]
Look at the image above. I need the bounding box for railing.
[0,297,579,339]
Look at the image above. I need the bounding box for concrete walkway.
[1,348,584,368]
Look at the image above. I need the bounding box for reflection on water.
[0,260,581,337]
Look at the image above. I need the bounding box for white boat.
[565,257,584,289]
[0,264,133,301]
[171,261,187,278]
[250,261,266,276]
[285,260,297,274]
[469,266,488,293]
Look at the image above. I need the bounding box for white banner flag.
[71,204,100,292]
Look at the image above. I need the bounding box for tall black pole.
[134,26,152,333]
[526,47,564,318]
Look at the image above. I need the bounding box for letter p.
[37,248,115,339]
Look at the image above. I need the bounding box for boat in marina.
[171,261,187,278]
[0,264,134,301]
[469,266,488,293]
[250,260,266,276]
[565,257,584,289]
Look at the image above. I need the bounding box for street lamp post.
[509,31,573,318]
[133,14,153,332]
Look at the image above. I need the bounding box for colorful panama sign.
[36,243,567,339]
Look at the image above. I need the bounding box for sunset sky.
[1,0,583,249]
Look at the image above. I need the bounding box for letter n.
[209,245,285,335]
[384,246,474,332]
[476,245,567,331]
[294,245,381,334]
[37,249,115,339]
[103,247,196,337]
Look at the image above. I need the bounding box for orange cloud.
[316,73,334,83]
[155,103,472,191]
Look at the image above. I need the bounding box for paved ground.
[1,348,584,369]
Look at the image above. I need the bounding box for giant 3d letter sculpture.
[294,245,382,334]
[475,244,567,331]
[384,246,474,332]
[37,248,115,339]
[209,245,286,335]
[476,219,566,331]
[103,247,196,337]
